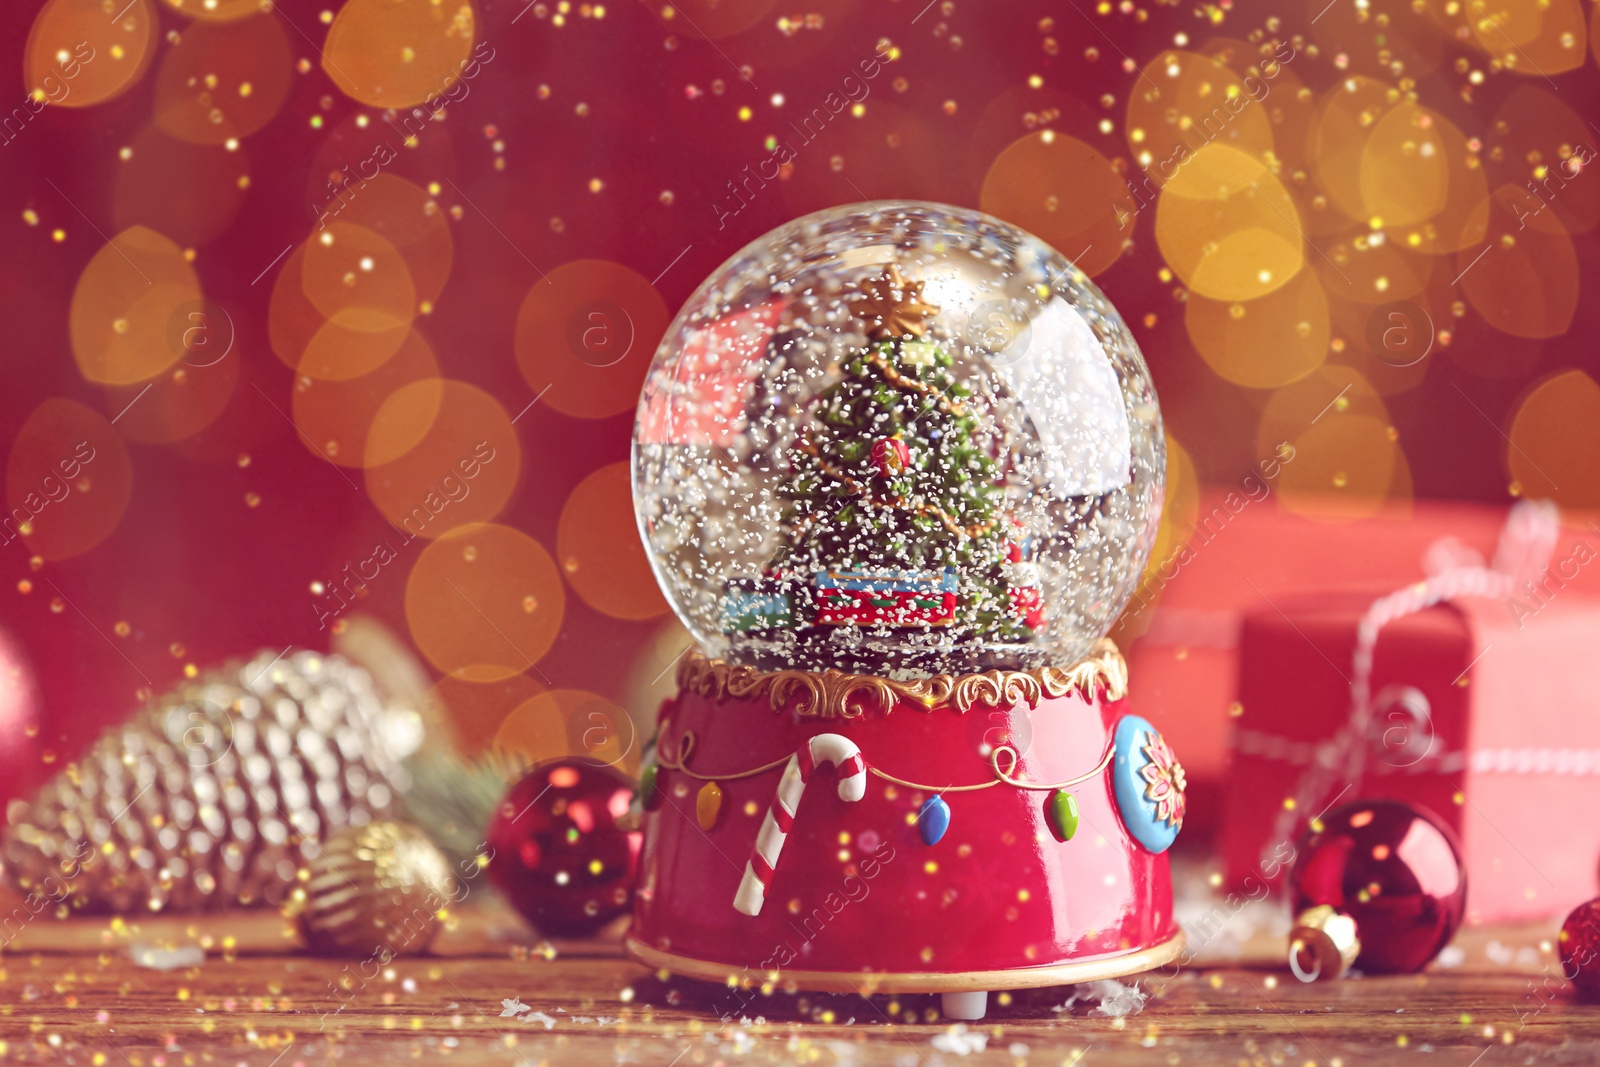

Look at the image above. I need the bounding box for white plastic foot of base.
[940,991,988,1020]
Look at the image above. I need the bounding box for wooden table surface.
[2,898,1596,1066]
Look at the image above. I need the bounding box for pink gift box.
[1218,576,1600,925]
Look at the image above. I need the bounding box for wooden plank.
[1,906,1596,1065]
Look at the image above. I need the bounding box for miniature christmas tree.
[769,264,1035,643]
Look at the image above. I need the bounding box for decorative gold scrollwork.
[677,639,1127,718]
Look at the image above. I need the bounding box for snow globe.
[627,202,1183,1019]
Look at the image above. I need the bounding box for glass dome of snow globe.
[632,201,1164,678]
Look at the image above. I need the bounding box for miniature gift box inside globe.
[628,202,1184,1020]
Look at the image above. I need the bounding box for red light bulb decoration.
[870,434,910,480]
[1287,798,1466,981]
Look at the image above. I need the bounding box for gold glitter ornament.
[290,821,457,957]
[0,649,422,914]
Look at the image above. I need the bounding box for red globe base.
[627,648,1183,1018]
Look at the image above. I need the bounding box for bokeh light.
[323,0,478,110]
[69,226,202,386]
[1507,369,1600,508]
[1491,86,1599,235]
[1318,231,1434,306]
[301,222,418,333]
[1310,76,1400,224]
[979,131,1132,276]
[160,0,267,20]
[404,523,564,682]
[292,328,442,468]
[364,380,522,537]
[1185,268,1328,389]
[557,463,669,622]
[1358,102,1450,228]
[5,399,133,561]
[152,12,291,144]
[329,175,455,309]
[1458,0,1587,76]
[24,0,156,109]
[272,220,428,382]
[427,671,545,755]
[1257,367,1406,522]
[1459,184,1578,339]
[1385,111,1487,255]
[1156,144,1305,301]
[513,260,669,420]
[1126,50,1276,175]
[493,689,639,775]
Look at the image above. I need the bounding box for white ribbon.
[1258,499,1560,870]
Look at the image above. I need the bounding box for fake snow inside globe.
[633,201,1165,678]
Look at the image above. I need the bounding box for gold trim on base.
[678,638,1127,719]
[624,930,1185,995]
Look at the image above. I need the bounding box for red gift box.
[1121,493,1600,838]
[1220,511,1600,924]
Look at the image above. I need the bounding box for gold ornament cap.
[1288,904,1361,982]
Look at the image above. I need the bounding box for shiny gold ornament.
[849,263,940,340]
[1,649,421,913]
[290,821,458,957]
[677,639,1127,719]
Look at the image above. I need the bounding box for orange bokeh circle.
[404,523,565,682]
[1155,144,1305,302]
[556,462,669,622]
[70,226,201,386]
[364,380,522,538]
[1126,49,1276,175]
[300,222,418,332]
[513,260,669,420]
[5,399,133,560]
[292,328,442,468]
[152,12,292,144]
[25,0,156,109]
[323,0,478,110]
[327,174,455,308]
[1458,185,1578,340]
[493,689,640,775]
[427,672,546,756]
[160,0,268,21]
[979,132,1133,277]
[1186,268,1328,389]
[1507,369,1600,508]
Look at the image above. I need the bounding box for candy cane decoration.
[734,733,867,917]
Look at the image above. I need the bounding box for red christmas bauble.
[870,436,909,478]
[1559,898,1600,1001]
[485,761,641,936]
[1288,798,1465,977]
[0,622,43,809]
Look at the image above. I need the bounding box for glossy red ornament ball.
[1559,898,1600,1001]
[485,761,641,936]
[0,623,43,809]
[1290,798,1466,975]
[870,435,910,478]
